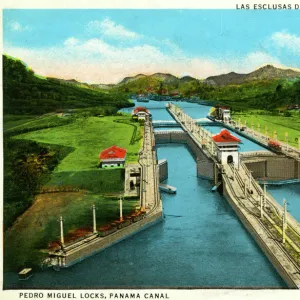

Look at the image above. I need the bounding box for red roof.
[212,129,241,143]
[133,106,149,114]
[99,146,127,160]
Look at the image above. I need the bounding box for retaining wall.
[158,159,168,182]
[57,211,163,268]
[155,131,215,179]
[223,179,299,288]
[243,156,300,180]
[197,159,215,180]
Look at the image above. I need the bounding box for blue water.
[4,144,286,288]
[268,184,300,222]
[120,100,211,121]
[120,100,174,120]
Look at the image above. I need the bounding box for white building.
[212,129,241,166]
[99,145,127,168]
[132,106,151,120]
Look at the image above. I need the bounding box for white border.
[1,1,300,299]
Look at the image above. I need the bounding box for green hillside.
[111,71,300,110]
[3,55,134,115]
[199,79,300,110]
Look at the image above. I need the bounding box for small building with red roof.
[132,106,151,120]
[212,129,241,165]
[99,145,127,168]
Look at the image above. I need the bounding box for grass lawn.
[4,114,143,271]
[15,116,142,170]
[3,115,40,131]
[4,192,139,272]
[4,114,72,135]
[232,111,300,148]
[45,169,125,193]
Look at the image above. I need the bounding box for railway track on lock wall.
[239,162,300,243]
[223,169,300,276]
[225,164,300,270]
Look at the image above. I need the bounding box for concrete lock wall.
[222,179,298,288]
[196,159,215,180]
[155,131,188,144]
[64,211,163,267]
[158,159,168,182]
[243,157,300,180]
[155,131,215,180]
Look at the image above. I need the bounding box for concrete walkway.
[139,117,162,213]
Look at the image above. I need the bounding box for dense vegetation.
[2,54,137,230]
[185,79,300,110]
[3,55,134,115]
[3,138,73,231]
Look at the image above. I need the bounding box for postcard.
[1,1,300,299]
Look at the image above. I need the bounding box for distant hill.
[113,72,198,94]
[119,74,147,85]
[247,65,300,81]
[118,73,180,85]
[180,75,197,82]
[3,55,133,115]
[205,65,300,86]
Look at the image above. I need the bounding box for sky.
[3,9,300,84]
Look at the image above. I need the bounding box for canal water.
[5,99,296,288]
[268,184,300,222]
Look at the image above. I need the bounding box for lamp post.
[119,195,123,222]
[92,204,97,234]
[285,132,288,151]
[60,216,64,247]
[260,194,264,219]
[283,198,287,230]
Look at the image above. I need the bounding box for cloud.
[63,37,80,47]
[9,21,31,32]
[4,35,285,84]
[87,18,141,40]
[270,31,300,55]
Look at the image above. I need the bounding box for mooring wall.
[60,211,163,268]
[222,177,299,288]
[196,159,215,180]
[155,131,215,180]
[158,159,168,182]
[242,156,300,180]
